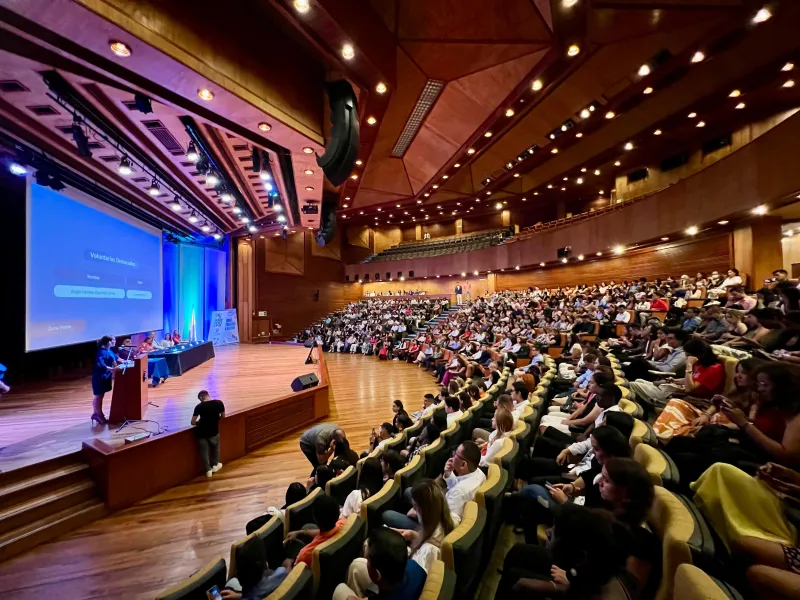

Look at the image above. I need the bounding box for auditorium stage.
[0,344,318,474]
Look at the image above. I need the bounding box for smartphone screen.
[206,586,222,600]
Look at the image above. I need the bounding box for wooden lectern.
[109,358,148,424]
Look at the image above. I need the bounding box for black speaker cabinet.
[291,373,320,392]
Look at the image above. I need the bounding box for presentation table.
[147,357,170,385]
[148,341,216,376]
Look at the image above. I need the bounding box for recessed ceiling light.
[581,168,587,173]
[442,175,449,180]
[109,41,131,57]
[752,204,768,215]
[375,82,387,94]
[624,142,634,151]
[531,79,543,91]
[729,89,741,98]
[638,64,651,77]
[613,245,625,255]
[576,177,583,184]
[432,184,439,189]
[593,169,600,175]
[752,7,772,23]
[467,148,476,155]
[305,186,314,191]
[342,44,355,60]
[454,163,461,168]
[484,131,493,138]
[567,44,580,57]
[302,147,314,154]
[293,0,310,13]
[345,196,351,200]
[197,89,214,101]
[596,252,602,256]
[505,108,515,117]
[696,121,706,128]
[350,174,358,180]
[691,51,705,64]
[783,80,796,88]
[688,112,697,118]
[258,122,271,131]
[513,173,520,178]
[580,108,590,119]
[735,102,746,109]
[643,87,654,95]
[614,161,621,166]
[343,204,349,208]
[551,148,559,154]
[424,193,430,197]
[605,111,615,119]
[533,191,539,195]
[304,169,314,175]
[563,177,569,181]
[718,220,729,225]
[686,226,699,235]
[548,185,553,189]
[366,116,377,125]
[653,129,662,135]
[575,132,583,138]
[782,62,795,72]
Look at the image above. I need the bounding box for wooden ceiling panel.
[351,186,410,209]
[368,0,397,34]
[588,8,732,46]
[401,42,548,82]
[440,167,477,196]
[396,0,551,42]
[404,51,545,193]
[533,0,553,31]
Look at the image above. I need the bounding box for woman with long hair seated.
[340,457,384,518]
[666,362,800,485]
[479,408,514,468]
[653,356,759,442]
[390,479,455,574]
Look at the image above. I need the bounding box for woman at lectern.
[91,335,119,425]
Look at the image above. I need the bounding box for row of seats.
[363,230,507,263]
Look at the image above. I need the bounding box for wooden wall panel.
[374,227,403,254]
[310,228,342,261]
[255,233,361,336]
[495,234,732,290]
[236,240,255,343]
[264,232,305,275]
[462,213,504,233]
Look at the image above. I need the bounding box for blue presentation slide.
[26,182,163,351]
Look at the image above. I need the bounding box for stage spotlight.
[213,233,222,240]
[148,179,160,196]
[72,119,92,158]
[201,224,211,232]
[34,168,65,191]
[206,171,219,186]
[220,190,232,203]
[188,213,199,223]
[277,214,287,223]
[274,204,283,212]
[9,163,27,176]
[133,93,153,114]
[259,169,271,181]
[118,155,132,175]
[186,141,199,162]
[233,206,242,214]
[248,225,257,233]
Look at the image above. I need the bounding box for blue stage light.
[9,163,27,176]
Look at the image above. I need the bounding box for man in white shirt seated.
[411,393,437,421]
[510,384,531,422]
[444,396,463,427]
[613,305,631,324]
[381,441,485,528]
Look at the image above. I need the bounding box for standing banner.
[208,309,240,346]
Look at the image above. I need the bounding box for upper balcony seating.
[362,229,509,263]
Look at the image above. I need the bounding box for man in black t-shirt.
[191,390,225,477]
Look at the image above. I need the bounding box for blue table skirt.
[147,357,170,385]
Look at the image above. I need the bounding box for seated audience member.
[479,408,515,467]
[411,393,437,421]
[222,535,290,600]
[458,391,473,412]
[383,441,485,529]
[138,335,155,354]
[246,482,307,534]
[395,413,413,433]
[666,362,800,485]
[392,400,410,429]
[391,479,455,573]
[497,505,633,600]
[694,306,728,341]
[622,329,688,382]
[720,309,783,351]
[776,280,800,312]
[653,356,760,442]
[444,395,463,427]
[539,369,614,435]
[381,450,405,482]
[735,536,800,600]
[725,286,757,311]
[681,307,702,332]
[709,268,743,298]
[333,528,426,600]
[510,384,531,421]
[402,422,441,462]
[330,439,360,471]
[552,353,599,405]
[468,384,483,403]
[629,337,724,413]
[368,422,398,454]
[341,457,384,518]
[286,494,343,567]
[473,394,515,441]
[306,465,335,493]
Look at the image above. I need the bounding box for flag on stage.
[189,308,197,342]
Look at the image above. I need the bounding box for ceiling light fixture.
[375,82,387,94]
[188,214,199,224]
[691,51,705,64]
[605,111,615,119]
[735,102,746,109]
[638,64,651,77]
[783,80,796,88]
[366,116,377,125]
[576,133,583,138]
[686,226,699,235]
[593,169,600,176]
[213,233,221,240]
[540,262,545,267]
[355,160,363,166]
[467,148,476,155]
[258,122,271,132]
[9,163,26,175]
[688,112,697,118]
[117,155,132,175]
[561,257,568,264]
[614,161,621,166]
[613,245,624,255]
[342,43,355,60]
[729,89,741,98]
[752,7,772,23]
[484,131,492,138]
[147,179,160,196]
[293,0,310,13]
[596,252,603,256]
[643,87,654,95]
[171,202,182,212]
[696,121,706,128]
[752,204,768,215]
[624,142,634,151]
[304,169,314,175]
[653,129,662,135]
[567,44,580,57]
[454,163,461,168]
[531,79,543,91]
[551,148,559,154]
[302,147,314,154]
[109,41,131,57]
[718,220,729,225]
[580,108,590,119]
[259,169,271,181]
[350,174,358,180]
[577,254,584,260]
[233,206,241,214]
[197,88,214,101]
[661,237,669,241]
[783,62,795,72]
[576,177,583,184]
[505,108,515,117]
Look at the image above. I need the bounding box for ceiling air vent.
[0,80,29,93]
[391,80,445,157]
[142,120,184,155]
[26,105,59,116]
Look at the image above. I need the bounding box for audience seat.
[264,564,313,600]
[719,355,740,395]
[285,487,322,538]
[673,564,744,600]
[248,515,285,577]
[360,479,400,534]
[441,501,487,600]
[312,514,367,599]
[440,422,461,453]
[510,420,534,458]
[454,410,474,445]
[418,559,456,600]
[629,419,657,450]
[326,465,358,507]
[648,487,717,600]
[634,444,681,490]
[619,397,644,418]
[394,454,425,493]
[420,437,449,479]
[474,463,508,573]
[384,430,407,452]
[492,437,519,490]
[155,557,227,600]
[403,417,425,440]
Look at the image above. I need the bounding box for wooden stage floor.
[0,344,317,474]
[0,350,438,599]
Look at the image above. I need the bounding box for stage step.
[0,454,105,561]
[0,498,106,562]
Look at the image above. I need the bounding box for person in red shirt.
[284,494,343,567]
[649,294,669,312]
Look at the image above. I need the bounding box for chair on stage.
[155,557,227,600]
